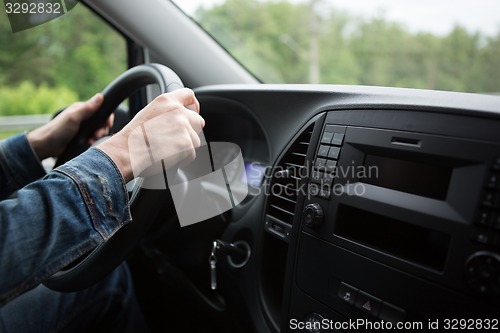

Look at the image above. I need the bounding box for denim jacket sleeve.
[0,134,46,199]
[0,134,131,307]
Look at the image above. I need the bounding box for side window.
[0,4,126,140]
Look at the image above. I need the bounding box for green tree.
[0,3,126,117]
[195,0,500,93]
[197,0,311,83]
[0,81,77,115]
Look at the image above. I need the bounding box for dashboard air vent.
[264,123,314,242]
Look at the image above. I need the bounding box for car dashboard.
[142,84,500,333]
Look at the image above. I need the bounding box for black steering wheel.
[44,63,183,292]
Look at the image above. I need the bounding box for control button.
[318,187,331,199]
[481,191,498,208]
[309,183,320,197]
[331,133,345,146]
[355,291,382,317]
[317,145,330,157]
[486,173,500,190]
[327,147,341,159]
[303,203,324,228]
[477,209,493,227]
[322,173,334,187]
[311,175,332,188]
[464,251,500,296]
[338,282,358,305]
[320,131,334,144]
[471,229,497,246]
[325,160,337,174]
[301,313,325,333]
[311,170,322,184]
[379,302,406,323]
[315,158,327,171]
[478,265,496,282]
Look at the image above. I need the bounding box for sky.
[172,0,500,36]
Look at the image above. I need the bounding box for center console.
[281,109,500,331]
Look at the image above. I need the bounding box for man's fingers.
[87,113,114,145]
[185,109,205,133]
[106,113,115,129]
[187,126,201,149]
[170,88,200,113]
[87,129,104,145]
[65,93,104,123]
[79,93,103,112]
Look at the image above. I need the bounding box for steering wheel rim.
[44,63,183,292]
[54,63,184,166]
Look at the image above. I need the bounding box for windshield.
[172,0,500,94]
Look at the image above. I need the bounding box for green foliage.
[197,0,311,83]
[0,3,126,109]
[1,0,499,119]
[196,0,500,93]
[0,130,24,140]
[0,81,78,116]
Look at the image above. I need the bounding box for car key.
[209,241,218,290]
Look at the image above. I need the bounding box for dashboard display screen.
[363,155,452,200]
[335,205,450,271]
[245,162,268,188]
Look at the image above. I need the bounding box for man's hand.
[27,93,112,160]
[98,88,204,182]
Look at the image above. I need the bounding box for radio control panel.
[289,109,500,327]
[310,125,346,200]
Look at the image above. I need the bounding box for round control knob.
[301,313,325,333]
[303,203,324,228]
[464,251,500,296]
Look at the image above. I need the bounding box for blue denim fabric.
[0,263,147,333]
[0,133,46,199]
[0,133,132,307]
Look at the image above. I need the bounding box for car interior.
[2,0,500,332]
